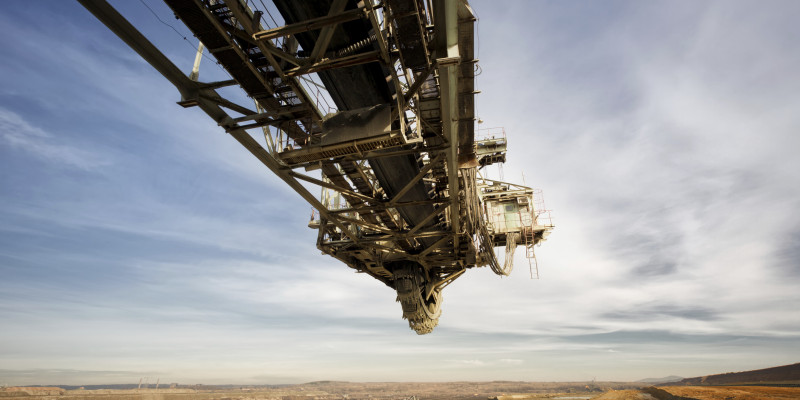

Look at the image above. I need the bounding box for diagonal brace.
[406,206,448,236]
[252,7,364,42]
[418,235,450,258]
[310,0,349,61]
[388,153,444,205]
[289,171,379,204]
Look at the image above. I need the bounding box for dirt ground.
[658,385,800,400]
[4,385,799,400]
[591,389,657,400]
[589,386,800,400]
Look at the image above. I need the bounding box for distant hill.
[637,375,683,384]
[674,362,800,386]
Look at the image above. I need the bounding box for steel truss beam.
[219,0,323,125]
[77,0,358,244]
[81,0,556,336]
[289,171,379,204]
[82,0,488,280]
[327,199,447,215]
[252,6,364,42]
[388,153,445,205]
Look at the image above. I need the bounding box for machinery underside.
[79,0,554,334]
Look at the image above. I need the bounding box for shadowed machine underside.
[79,0,554,334]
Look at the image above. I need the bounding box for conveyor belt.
[274,0,439,245]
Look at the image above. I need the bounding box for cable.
[137,0,232,79]
[258,0,280,27]
[137,0,185,39]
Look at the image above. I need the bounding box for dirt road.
[591,389,657,399]
[590,385,800,400]
[658,385,800,399]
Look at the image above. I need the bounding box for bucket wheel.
[393,263,442,335]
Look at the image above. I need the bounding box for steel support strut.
[77,0,555,337]
[77,0,358,243]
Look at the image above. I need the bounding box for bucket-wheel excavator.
[79,0,554,334]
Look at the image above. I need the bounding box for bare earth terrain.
[0,382,623,400]
[4,382,800,400]
[0,382,641,400]
[593,386,800,400]
[658,385,800,400]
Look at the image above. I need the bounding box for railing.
[476,126,506,142]
[535,210,554,228]
[299,75,336,116]
[532,188,554,227]
[244,0,338,117]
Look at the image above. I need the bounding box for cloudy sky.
[1,0,799,386]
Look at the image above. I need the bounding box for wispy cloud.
[0,369,159,386]
[1,0,799,385]
[448,359,486,367]
[0,108,110,170]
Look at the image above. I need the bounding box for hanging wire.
[137,0,233,79]
[137,0,185,39]
[299,76,327,91]
[254,1,285,48]
[258,0,280,27]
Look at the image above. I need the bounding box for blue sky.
[1,0,799,385]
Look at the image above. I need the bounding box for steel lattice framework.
[79,0,554,334]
